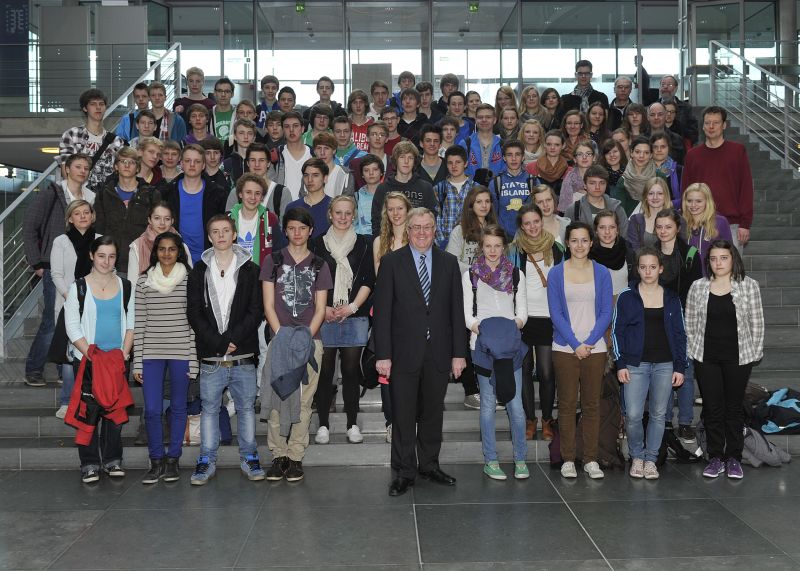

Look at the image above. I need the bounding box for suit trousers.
[390,343,450,480]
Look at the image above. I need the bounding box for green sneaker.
[483,461,507,481]
[514,461,530,479]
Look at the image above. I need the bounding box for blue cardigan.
[611,284,688,374]
[546,261,613,350]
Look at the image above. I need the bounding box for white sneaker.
[629,458,644,478]
[55,405,68,419]
[561,461,578,478]
[314,426,330,444]
[346,425,364,444]
[643,461,660,480]
[584,461,605,479]
[385,424,392,443]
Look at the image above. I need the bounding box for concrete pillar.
[777,0,798,106]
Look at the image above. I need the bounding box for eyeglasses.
[409,225,435,233]
[117,159,138,167]
[215,89,232,94]
[575,152,594,159]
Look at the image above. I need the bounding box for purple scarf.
[470,255,514,294]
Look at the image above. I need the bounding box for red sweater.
[681,140,753,229]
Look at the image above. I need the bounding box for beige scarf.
[323,227,357,306]
[145,262,187,294]
[623,159,657,202]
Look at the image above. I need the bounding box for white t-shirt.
[61,180,96,205]
[83,130,105,157]
[210,255,236,331]
[283,147,312,200]
[237,213,259,256]
[325,164,349,197]
[524,257,554,318]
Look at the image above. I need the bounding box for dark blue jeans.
[142,359,191,459]
[25,270,56,376]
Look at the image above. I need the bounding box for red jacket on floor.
[65,345,134,445]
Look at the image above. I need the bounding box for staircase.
[0,118,798,469]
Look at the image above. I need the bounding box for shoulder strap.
[122,279,132,313]
[128,112,135,138]
[526,174,536,195]
[512,267,520,314]
[493,175,502,203]
[270,251,284,282]
[77,278,87,317]
[470,270,478,318]
[573,199,581,222]
[272,184,284,214]
[684,245,698,269]
[90,132,117,169]
[311,254,325,276]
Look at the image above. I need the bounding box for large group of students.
[22,58,763,494]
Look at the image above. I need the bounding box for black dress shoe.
[389,477,414,496]
[418,468,456,486]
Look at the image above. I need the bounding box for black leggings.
[521,345,556,421]
[316,346,362,429]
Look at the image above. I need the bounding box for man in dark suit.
[374,207,467,497]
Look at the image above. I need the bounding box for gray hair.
[406,207,435,229]
[614,76,633,88]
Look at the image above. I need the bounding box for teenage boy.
[416,82,443,124]
[229,173,280,266]
[446,91,475,143]
[256,75,280,134]
[173,66,215,122]
[182,104,211,146]
[370,141,437,235]
[261,207,331,482]
[160,140,182,183]
[489,140,536,236]
[348,89,374,151]
[303,76,346,122]
[188,214,265,485]
[225,143,291,216]
[564,165,628,237]
[313,132,354,197]
[438,117,460,156]
[222,119,257,184]
[284,158,332,239]
[333,116,366,169]
[397,88,429,147]
[162,144,229,264]
[261,110,285,152]
[389,71,417,113]
[115,82,151,141]
[277,87,297,114]
[368,80,390,120]
[435,145,474,247]
[435,73,459,115]
[416,124,448,185]
[200,137,232,194]
[380,106,403,156]
[681,105,753,251]
[211,78,236,141]
[128,110,157,149]
[354,154,385,235]
[59,89,126,192]
[301,104,334,147]
[458,103,504,178]
[561,59,610,115]
[349,121,390,189]
[270,111,312,201]
[148,81,187,142]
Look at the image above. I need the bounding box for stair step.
[750,227,800,240]
[752,213,799,226]
[763,307,800,326]
[758,347,800,370]
[746,241,800,255]
[752,270,800,288]
[764,326,800,348]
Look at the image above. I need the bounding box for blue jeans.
[25,270,56,376]
[199,361,257,463]
[142,359,191,459]
[476,365,527,463]
[59,364,75,406]
[669,360,694,426]
[623,362,674,462]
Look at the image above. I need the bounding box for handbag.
[47,307,71,365]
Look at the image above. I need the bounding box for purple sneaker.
[702,457,726,478]
[726,458,744,479]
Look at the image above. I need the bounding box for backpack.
[575,370,626,469]
[752,388,800,435]
[48,277,132,364]
[270,184,286,216]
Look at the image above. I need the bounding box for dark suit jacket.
[561,90,610,114]
[373,245,466,373]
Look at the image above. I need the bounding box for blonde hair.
[641,177,670,218]
[495,86,518,119]
[518,85,541,116]
[378,192,411,258]
[518,119,545,155]
[186,67,205,80]
[64,199,94,230]
[682,182,719,239]
[137,136,163,152]
[327,195,357,220]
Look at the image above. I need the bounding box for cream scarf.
[145,262,187,294]
[323,227,357,306]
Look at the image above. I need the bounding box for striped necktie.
[418,254,430,305]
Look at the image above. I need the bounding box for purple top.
[686,214,732,276]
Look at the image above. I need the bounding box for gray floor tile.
[672,461,800,498]
[0,470,18,483]
[541,463,711,502]
[236,505,419,567]
[53,507,260,569]
[0,510,102,570]
[424,561,609,570]
[111,468,270,510]
[237,566,421,570]
[0,470,137,511]
[261,465,412,507]
[571,499,780,559]
[415,503,603,564]
[720,497,800,555]
[609,554,799,570]
[412,463,561,505]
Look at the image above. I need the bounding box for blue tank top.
[94,290,122,352]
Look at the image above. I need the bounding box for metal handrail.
[106,42,182,116]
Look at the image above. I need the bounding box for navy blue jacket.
[611,283,688,374]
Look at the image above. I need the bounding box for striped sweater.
[133,272,198,378]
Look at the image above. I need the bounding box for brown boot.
[526,418,537,440]
[542,419,555,442]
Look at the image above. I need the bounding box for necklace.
[215,255,231,277]
[93,273,115,292]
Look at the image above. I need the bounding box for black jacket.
[659,238,703,306]
[187,248,263,359]
[415,160,449,187]
[561,89,610,114]
[161,173,229,251]
[311,233,375,317]
[94,174,161,272]
[370,174,437,236]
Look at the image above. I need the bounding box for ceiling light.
[40,147,59,154]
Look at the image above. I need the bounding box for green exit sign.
[469,2,479,13]
[296,2,305,13]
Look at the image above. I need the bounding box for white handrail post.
[784,103,791,170]
[175,48,182,106]
[0,220,5,359]
[710,41,717,108]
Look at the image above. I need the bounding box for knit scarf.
[323,226,357,306]
[655,157,680,200]
[136,225,179,276]
[590,238,627,270]
[66,226,95,280]
[572,85,592,114]
[623,159,657,202]
[515,228,555,266]
[470,255,514,294]
[145,262,187,294]
[535,154,569,182]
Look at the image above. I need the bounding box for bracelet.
[349,303,359,314]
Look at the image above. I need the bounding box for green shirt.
[213,108,234,141]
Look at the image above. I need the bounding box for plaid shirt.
[59,126,125,192]
[685,276,764,365]
[435,177,475,248]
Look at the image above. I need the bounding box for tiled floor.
[1,462,799,570]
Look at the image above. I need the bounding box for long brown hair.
[461,185,498,243]
[377,191,411,258]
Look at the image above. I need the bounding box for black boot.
[163,457,180,482]
[142,458,164,484]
